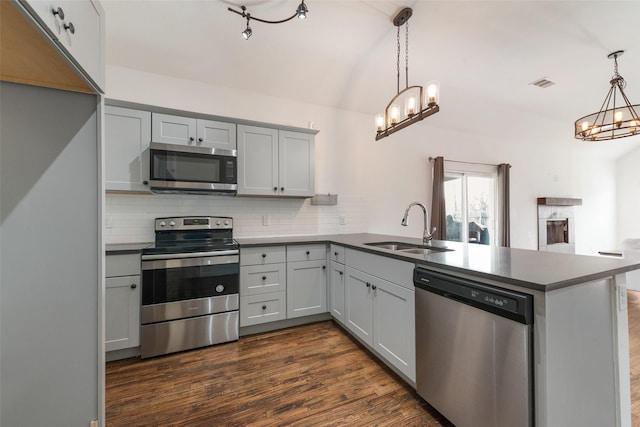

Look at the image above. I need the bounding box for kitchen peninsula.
[235,233,639,427]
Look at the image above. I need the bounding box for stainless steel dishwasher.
[414,267,534,427]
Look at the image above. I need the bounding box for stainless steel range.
[140,216,239,359]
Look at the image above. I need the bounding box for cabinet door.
[196,119,236,150]
[105,106,151,192]
[287,259,327,318]
[237,125,279,196]
[373,278,416,381]
[105,275,140,352]
[278,131,315,197]
[344,267,374,346]
[56,0,103,90]
[329,261,345,324]
[21,0,105,91]
[151,113,197,145]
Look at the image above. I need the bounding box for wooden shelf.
[537,197,582,206]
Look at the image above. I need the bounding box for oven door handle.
[141,249,239,261]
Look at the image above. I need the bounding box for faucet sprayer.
[401,201,436,246]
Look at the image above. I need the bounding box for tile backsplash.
[104,193,369,244]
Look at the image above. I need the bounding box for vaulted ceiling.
[103,0,640,158]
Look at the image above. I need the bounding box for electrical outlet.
[263,215,271,226]
[339,216,346,225]
[105,215,113,229]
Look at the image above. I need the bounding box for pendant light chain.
[405,20,409,91]
[396,25,401,94]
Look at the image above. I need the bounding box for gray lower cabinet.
[240,246,287,326]
[237,124,315,197]
[240,244,328,325]
[286,245,327,318]
[329,244,346,324]
[105,253,141,354]
[342,249,416,382]
[104,105,151,192]
[151,112,236,150]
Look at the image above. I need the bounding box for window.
[443,162,497,246]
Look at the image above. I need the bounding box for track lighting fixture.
[228,1,309,40]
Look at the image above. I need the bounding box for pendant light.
[228,1,308,40]
[574,50,640,141]
[375,7,440,141]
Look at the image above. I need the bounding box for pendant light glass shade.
[574,50,640,142]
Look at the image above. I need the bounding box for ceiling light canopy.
[228,1,308,40]
[375,7,440,141]
[574,50,640,142]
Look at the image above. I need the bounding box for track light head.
[297,1,308,19]
[242,20,252,40]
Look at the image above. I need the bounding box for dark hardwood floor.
[107,291,640,426]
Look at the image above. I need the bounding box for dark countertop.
[236,233,640,292]
[105,242,152,254]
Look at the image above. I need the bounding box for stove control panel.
[155,216,233,231]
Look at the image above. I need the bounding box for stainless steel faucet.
[401,201,436,246]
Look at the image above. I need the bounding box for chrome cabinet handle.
[262,276,266,280]
[130,284,137,289]
[198,137,203,142]
[64,22,75,34]
[262,305,267,310]
[262,253,267,258]
[366,282,371,288]
[189,137,195,142]
[339,271,343,276]
[281,187,285,191]
[371,285,377,290]
[273,187,278,191]
[306,250,310,255]
[334,251,338,256]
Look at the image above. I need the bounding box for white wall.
[105,65,616,255]
[617,145,640,244]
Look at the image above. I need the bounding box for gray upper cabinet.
[237,125,279,196]
[105,106,151,193]
[152,113,236,150]
[238,124,315,197]
[22,0,105,91]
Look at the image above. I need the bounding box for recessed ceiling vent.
[530,77,556,88]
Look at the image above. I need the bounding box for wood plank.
[106,321,452,426]
[537,197,583,206]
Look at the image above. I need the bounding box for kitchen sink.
[364,241,452,254]
[364,241,424,251]
[401,247,453,255]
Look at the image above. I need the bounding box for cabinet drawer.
[240,246,286,266]
[329,244,345,264]
[240,292,286,327]
[106,253,141,277]
[287,244,327,262]
[240,263,286,295]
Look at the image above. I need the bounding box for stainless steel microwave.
[148,142,237,195]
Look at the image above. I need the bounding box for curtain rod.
[428,156,510,168]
